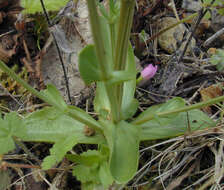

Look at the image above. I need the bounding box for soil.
[0,0,224,189]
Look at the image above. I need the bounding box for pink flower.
[141,64,157,80]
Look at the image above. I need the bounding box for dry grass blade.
[166,162,196,190]
[131,123,224,189]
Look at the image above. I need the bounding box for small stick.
[39,0,72,103]
[169,0,180,21]
[0,161,41,170]
[203,27,224,47]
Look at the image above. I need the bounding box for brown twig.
[203,27,224,47]
[177,0,216,63]
[0,161,41,170]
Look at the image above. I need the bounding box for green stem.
[136,75,143,85]
[133,95,224,125]
[86,0,120,122]
[114,0,135,121]
[114,0,135,71]
[0,61,102,132]
[86,0,111,80]
[0,61,49,105]
[110,23,116,63]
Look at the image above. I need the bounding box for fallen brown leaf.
[200,84,223,114]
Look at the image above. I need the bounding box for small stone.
[182,0,202,12]
[157,17,196,55]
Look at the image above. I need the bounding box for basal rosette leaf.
[135,98,215,140]
[134,97,185,124]
[67,150,113,188]
[73,164,99,183]
[0,137,15,155]
[0,112,27,154]
[140,109,215,140]
[42,135,78,169]
[103,120,140,183]
[99,161,114,188]
[23,107,104,144]
[40,84,68,110]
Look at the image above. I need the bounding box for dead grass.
[129,122,224,190]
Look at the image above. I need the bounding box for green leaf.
[69,150,113,188]
[42,135,78,169]
[204,12,211,20]
[67,105,102,131]
[70,150,102,183]
[210,49,224,71]
[109,0,120,22]
[97,1,110,20]
[108,71,134,85]
[21,0,69,14]
[81,183,103,190]
[40,84,67,110]
[66,150,103,167]
[73,164,99,183]
[103,120,140,183]
[94,82,111,119]
[99,161,114,188]
[121,44,138,120]
[134,97,185,124]
[78,45,102,85]
[218,8,224,16]
[23,107,104,144]
[140,109,215,140]
[0,137,15,154]
[78,13,113,85]
[0,112,27,154]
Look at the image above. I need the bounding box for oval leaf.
[78,45,102,85]
[103,120,140,183]
[134,97,185,124]
[140,110,215,140]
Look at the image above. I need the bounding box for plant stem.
[86,0,120,122]
[86,0,111,80]
[114,0,135,71]
[132,95,224,125]
[0,61,102,132]
[114,0,135,121]
[110,23,116,63]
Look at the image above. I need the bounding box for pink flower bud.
[141,64,157,80]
